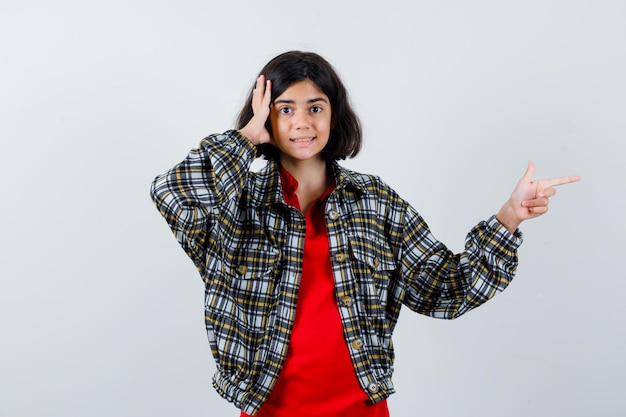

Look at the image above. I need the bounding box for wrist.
[239,127,258,145]
[496,202,521,234]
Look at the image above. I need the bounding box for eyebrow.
[273,97,329,105]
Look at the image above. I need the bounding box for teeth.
[292,137,314,142]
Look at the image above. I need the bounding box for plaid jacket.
[150,130,522,415]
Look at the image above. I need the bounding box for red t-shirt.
[241,167,389,417]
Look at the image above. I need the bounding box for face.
[269,79,332,165]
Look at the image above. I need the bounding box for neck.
[279,156,329,187]
[279,156,332,215]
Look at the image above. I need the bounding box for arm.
[150,76,275,274]
[400,209,522,319]
[401,161,579,318]
[150,131,256,274]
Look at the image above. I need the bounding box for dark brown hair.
[236,51,362,160]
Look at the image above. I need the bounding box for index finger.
[544,175,581,187]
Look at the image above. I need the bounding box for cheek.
[319,117,332,135]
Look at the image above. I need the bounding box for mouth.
[290,136,316,143]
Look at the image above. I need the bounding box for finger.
[529,206,549,215]
[543,175,581,187]
[521,160,536,182]
[522,197,550,208]
[255,75,266,92]
[537,187,557,198]
[256,74,265,90]
[262,79,272,107]
[252,76,267,112]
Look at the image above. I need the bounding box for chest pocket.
[205,243,281,332]
[348,236,397,317]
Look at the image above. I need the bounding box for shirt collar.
[328,160,370,193]
[252,159,367,207]
[279,164,299,197]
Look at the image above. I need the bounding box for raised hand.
[496,161,580,233]
[240,75,273,145]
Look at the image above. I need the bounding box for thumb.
[521,160,535,182]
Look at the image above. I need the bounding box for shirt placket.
[325,192,389,400]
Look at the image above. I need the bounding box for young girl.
[150,51,579,417]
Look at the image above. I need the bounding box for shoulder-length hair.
[236,51,362,161]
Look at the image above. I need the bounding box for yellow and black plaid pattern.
[150,130,523,415]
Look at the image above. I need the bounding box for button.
[334,253,349,263]
[236,265,248,275]
[367,383,379,394]
[327,209,339,220]
[351,339,364,350]
[373,257,380,269]
[340,296,353,307]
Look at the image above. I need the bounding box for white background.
[1,1,624,416]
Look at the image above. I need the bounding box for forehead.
[274,79,328,102]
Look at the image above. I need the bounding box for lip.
[290,136,316,143]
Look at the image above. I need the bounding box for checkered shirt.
[150,130,523,415]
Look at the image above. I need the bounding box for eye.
[310,106,323,113]
[278,107,292,115]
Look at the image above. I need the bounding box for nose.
[293,110,311,128]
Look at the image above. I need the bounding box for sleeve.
[149,130,257,274]
[400,205,523,319]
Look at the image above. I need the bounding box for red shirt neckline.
[279,165,335,210]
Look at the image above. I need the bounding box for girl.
[150,51,579,417]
